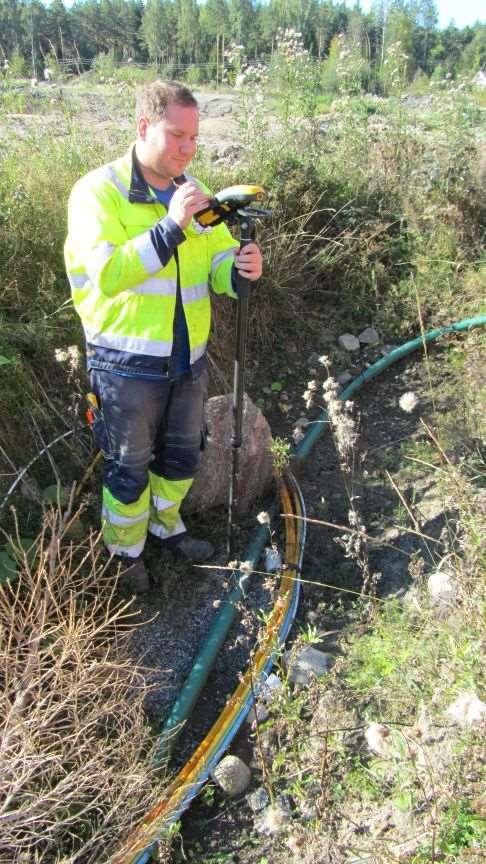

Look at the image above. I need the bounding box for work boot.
[174,535,215,563]
[120,556,150,593]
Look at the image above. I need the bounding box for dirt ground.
[171,328,467,863]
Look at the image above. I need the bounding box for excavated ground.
[170,334,478,863]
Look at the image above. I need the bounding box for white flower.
[399,391,419,413]
[365,722,391,756]
[257,511,271,525]
[54,348,68,363]
[446,692,486,728]
[239,560,253,574]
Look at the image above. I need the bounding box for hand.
[168,181,210,230]
[234,242,262,281]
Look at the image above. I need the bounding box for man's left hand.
[234,243,263,281]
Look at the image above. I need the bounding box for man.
[65,80,262,592]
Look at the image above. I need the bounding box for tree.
[176,0,200,62]
[141,0,178,63]
[0,0,23,58]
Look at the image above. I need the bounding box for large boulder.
[183,393,273,514]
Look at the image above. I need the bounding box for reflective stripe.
[190,343,207,364]
[211,248,236,273]
[132,231,163,273]
[68,272,89,290]
[107,539,146,558]
[85,329,173,357]
[86,242,115,281]
[152,495,176,512]
[102,505,149,527]
[181,282,208,304]
[149,517,186,540]
[130,276,177,296]
[101,165,130,200]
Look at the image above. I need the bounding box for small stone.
[211,755,251,797]
[358,326,380,345]
[427,567,456,609]
[258,672,282,704]
[284,645,334,685]
[337,370,353,386]
[255,801,291,835]
[338,333,360,352]
[246,702,269,726]
[247,786,269,813]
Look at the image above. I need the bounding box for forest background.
[0,0,485,91]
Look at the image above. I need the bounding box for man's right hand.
[168,181,210,231]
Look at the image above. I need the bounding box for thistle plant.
[269,28,320,122]
[301,359,376,599]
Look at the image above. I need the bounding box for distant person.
[44,66,52,82]
[64,80,262,592]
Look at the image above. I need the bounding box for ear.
[137,116,150,140]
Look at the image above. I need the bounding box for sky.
[348,1,485,30]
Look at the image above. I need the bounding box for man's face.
[137,102,199,183]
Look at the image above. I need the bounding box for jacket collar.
[129,146,186,203]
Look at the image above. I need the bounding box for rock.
[338,333,360,352]
[418,491,445,523]
[246,702,269,726]
[337,370,353,386]
[358,326,380,345]
[427,566,456,614]
[247,786,269,813]
[202,96,235,116]
[257,672,282,704]
[217,143,245,161]
[446,692,486,728]
[183,394,273,514]
[255,801,291,835]
[284,645,334,686]
[211,754,251,797]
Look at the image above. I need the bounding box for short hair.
[136,80,198,124]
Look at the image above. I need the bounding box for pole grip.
[235,218,252,300]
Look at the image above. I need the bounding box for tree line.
[0,0,484,84]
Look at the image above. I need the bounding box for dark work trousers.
[89,368,208,557]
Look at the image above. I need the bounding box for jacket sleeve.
[65,174,183,299]
[207,222,239,298]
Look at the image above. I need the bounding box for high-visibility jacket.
[64,147,239,377]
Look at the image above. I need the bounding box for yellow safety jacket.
[64,147,239,377]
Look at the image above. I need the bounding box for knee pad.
[152,444,201,481]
